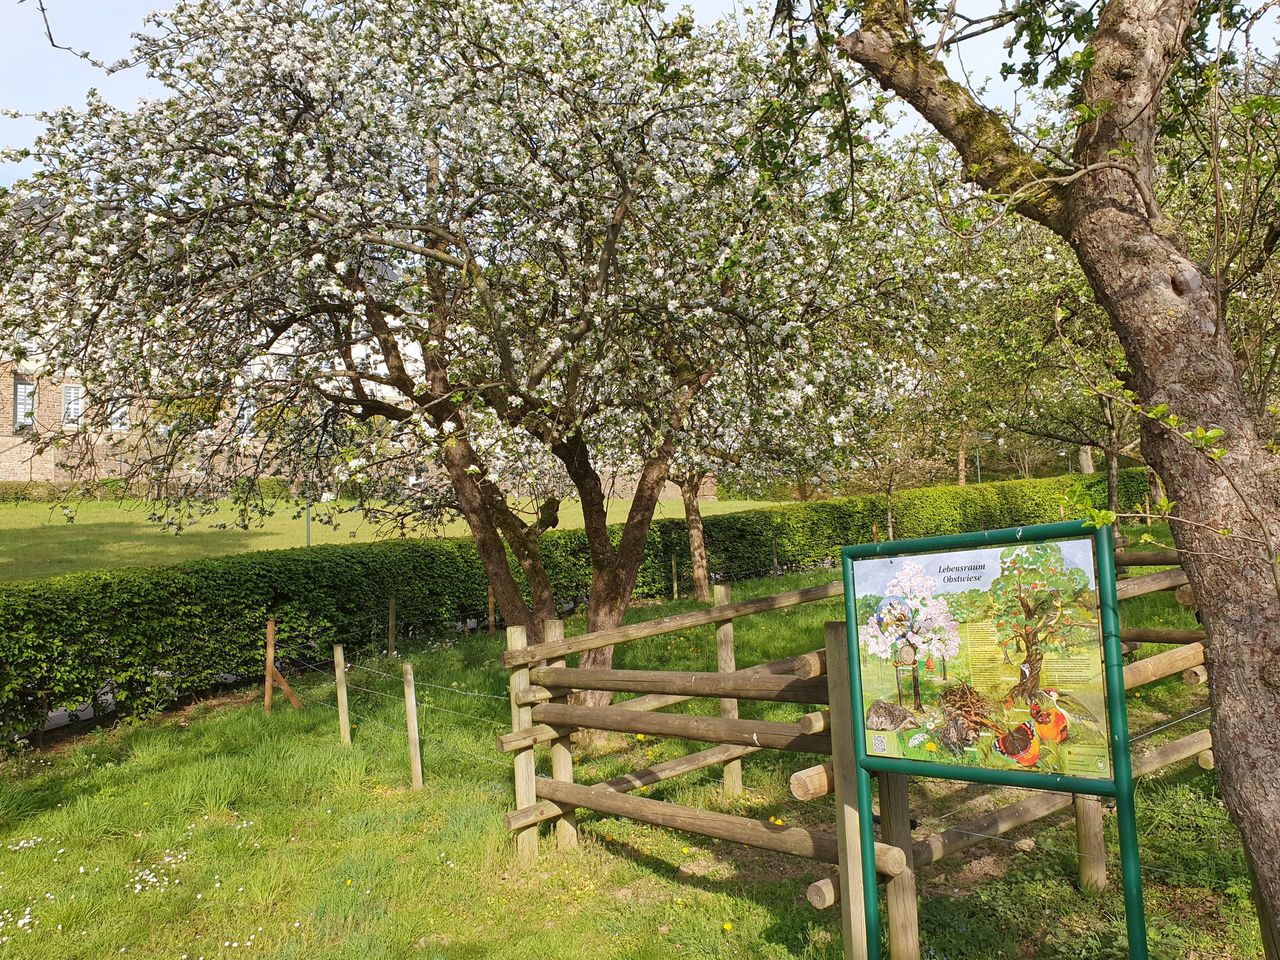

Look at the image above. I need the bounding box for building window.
[63,384,84,426]
[13,378,35,432]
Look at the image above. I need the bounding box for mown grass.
[0,531,1258,959]
[0,496,777,582]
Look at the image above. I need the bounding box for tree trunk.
[1105,447,1120,517]
[1063,0,1280,923]
[957,445,967,485]
[556,434,677,739]
[678,471,712,603]
[439,435,556,640]
[885,475,895,541]
[1078,446,1096,474]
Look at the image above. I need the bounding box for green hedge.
[0,468,1146,738]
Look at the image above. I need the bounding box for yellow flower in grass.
[635,734,646,742]
[723,922,733,933]
[924,742,938,753]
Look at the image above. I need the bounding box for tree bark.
[677,471,712,603]
[957,445,967,485]
[1079,446,1096,474]
[840,0,1280,925]
[555,432,677,736]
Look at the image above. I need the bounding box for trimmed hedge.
[0,468,1147,738]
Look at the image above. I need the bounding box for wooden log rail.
[532,776,908,878]
[529,666,828,704]
[502,702,832,755]
[501,581,845,667]
[806,728,1213,910]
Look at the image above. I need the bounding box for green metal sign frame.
[841,520,1146,959]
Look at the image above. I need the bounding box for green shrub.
[0,468,1147,737]
[0,480,65,503]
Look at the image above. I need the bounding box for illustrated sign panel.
[850,537,1112,780]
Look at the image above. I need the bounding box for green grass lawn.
[0,549,1256,959]
[0,496,779,583]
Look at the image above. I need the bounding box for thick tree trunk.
[1078,446,1096,474]
[556,434,677,739]
[439,435,556,640]
[957,445,967,485]
[1064,0,1280,922]
[678,472,712,603]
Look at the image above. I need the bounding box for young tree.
[794,0,1280,924]
[0,0,870,678]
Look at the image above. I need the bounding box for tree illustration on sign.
[862,561,961,710]
[990,543,1094,703]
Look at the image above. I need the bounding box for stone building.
[0,361,127,483]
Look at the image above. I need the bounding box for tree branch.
[836,0,1070,235]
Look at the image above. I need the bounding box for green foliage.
[0,481,68,503]
[0,480,139,503]
[0,469,1147,737]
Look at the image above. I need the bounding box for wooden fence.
[499,542,1208,960]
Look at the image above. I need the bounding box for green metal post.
[1097,525,1148,959]
[844,555,883,960]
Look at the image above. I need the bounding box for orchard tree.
[861,560,961,710]
[989,543,1095,702]
[0,0,874,684]
[776,0,1280,920]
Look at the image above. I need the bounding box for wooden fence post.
[507,625,538,864]
[264,617,276,714]
[387,596,397,658]
[334,644,352,747]
[545,619,577,849]
[672,554,680,600]
[713,585,743,797]
[825,622,869,960]
[1074,795,1107,891]
[402,662,423,789]
[879,771,921,960]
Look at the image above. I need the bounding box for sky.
[0,0,1029,185]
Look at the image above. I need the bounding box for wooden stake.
[825,621,869,960]
[879,771,920,960]
[1197,749,1215,770]
[264,617,276,714]
[1074,795,1107,892]
[402,662,423,790]
[712,584,743,797]
[507,625,538,865]
[334,644,352,746]
[488,585,496,636]
[387,596,397,657]
[545,620,577,850]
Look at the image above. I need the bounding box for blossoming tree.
[0,0,884,696]
[861,560,961,710]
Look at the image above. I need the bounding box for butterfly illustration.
[992,720,1041,767]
